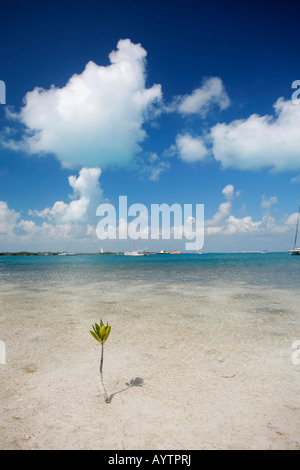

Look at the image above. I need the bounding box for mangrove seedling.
[90,319,111,403]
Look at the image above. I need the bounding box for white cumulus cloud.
[29,167,103,223]
[0,201,20,235]
[2,39,162,169]
[204,185,299,239]
[210,97,300,171]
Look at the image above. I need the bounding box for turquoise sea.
[0,252,299,289]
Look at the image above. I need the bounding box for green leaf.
[92,324,98,335]
[100,325,106,339]
[90,330,101,343]
[103,325,111,342]
[90,320,111,344]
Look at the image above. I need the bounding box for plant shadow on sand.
[108,377,144,402]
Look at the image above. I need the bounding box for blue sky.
[0,0,300,252]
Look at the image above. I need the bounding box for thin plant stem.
[99,343,109,403]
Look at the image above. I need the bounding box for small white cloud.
[162,144,177,159]
[136,152,170,181]
[291,174,300,183]
[170,77,230,117]
[261,195,278,211]
[147,161,170,181]
[222,184,235,200]
[176,133,209,163]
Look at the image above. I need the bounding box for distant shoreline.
[0,251,283,256]
[0,252,121,256]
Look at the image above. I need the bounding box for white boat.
[289,205,300,255]
[124,251,145,256]
[289,248,300,255]
[124,239,145,256]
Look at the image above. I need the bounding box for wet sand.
[1,279,300,450]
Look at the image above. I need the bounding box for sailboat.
[289,205,300,255]
[124,238,145,256]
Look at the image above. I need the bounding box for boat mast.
[293,205,300,250]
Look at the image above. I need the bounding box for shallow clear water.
[0,252,299,289]
[1,253,299,342]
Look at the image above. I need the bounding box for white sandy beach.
[1,276,300,450]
